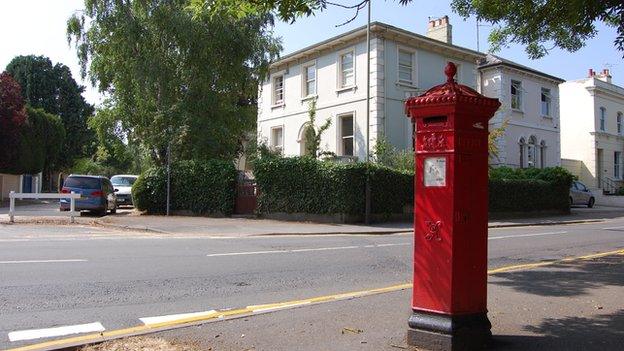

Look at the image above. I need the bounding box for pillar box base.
[407,310,491,351]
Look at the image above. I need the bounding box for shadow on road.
[490,255,624,350]
[492,310,624,350]
[491,255,624,297]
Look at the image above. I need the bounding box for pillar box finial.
[404,63,501,351]
[444,62,457,83]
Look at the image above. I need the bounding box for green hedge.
[254,157,413,216]
[489,166,573,213]
[132,159,236,215]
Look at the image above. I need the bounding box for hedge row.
[132,159,236,215]
[254,157,413,216]
[489,179,569,212]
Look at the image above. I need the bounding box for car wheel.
[588,197,595,208]
[110,206,117,214]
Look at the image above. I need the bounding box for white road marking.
[8,322,105,342]
[0,259,87,264]
[602,226,624,230]
[140,310,218,325]
[489,231,568,240]
[207,243,410,257]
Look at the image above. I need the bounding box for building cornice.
[269,22,485,72]
[478,62,564,85]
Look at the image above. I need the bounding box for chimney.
[427,16,452,45]
[588,68,594,78]
[596,68,612,83]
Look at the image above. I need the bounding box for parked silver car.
[570,181,595,208]
[110,174,138,207]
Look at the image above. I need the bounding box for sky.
[1,0,622,106]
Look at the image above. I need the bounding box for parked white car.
[570,181,595,208]
[110,174,139,207]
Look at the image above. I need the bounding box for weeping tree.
[67,0,281,165]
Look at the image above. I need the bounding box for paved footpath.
[154,253,624,351]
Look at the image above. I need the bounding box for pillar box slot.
[404,62,501,351]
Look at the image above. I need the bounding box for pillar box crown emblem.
[404,62,500,351]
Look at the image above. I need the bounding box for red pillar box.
[404,62,500,351]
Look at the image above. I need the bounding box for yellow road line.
[6,249,623,351]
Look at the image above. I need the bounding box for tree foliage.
[67,0,281,165]
[17,107,66,175]
[199,0,624,58]
[5,55,95,167]
[0,72,28,172]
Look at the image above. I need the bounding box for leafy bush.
[489,166,573,213]
[132,160,236,215]
[71,157,116,177]
[254,157,413,216]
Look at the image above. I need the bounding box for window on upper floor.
[273,75,284,105]
[398,49,414,85]
[618,112,623,135]
[271,126,283,154]
[600,107,606,131]
[339,51,355,88]
[303,64,316,97]
[540,88,551,117]
[340,114,354,156]
[511,80,522,110]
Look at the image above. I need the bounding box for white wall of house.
[560,74,624,189]
[257,23,480,161]
[482,66,561,169]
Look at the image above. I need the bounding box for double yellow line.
[6,248,624,351]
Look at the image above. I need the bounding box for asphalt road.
[1,218,623,349]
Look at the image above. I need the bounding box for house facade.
[257,18,563,170]
[0,173,41,201]
[560,69,624,192]
[479,55,564,168]
[257,19,482,160]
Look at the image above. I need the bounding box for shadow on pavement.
[492,310,624,350]
[491,255,624,297]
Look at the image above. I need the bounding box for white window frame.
[599,107,606,131]
[540,87,551,117]
[511,80,523,111]
[270,126,284,154]
[337,47,356,91]
[271,72,285,107]
[301,61,317,99]
[396,46,417,87]
[337,112,355,156]
[615,151,622,179]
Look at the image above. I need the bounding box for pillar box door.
[404,62,500,351]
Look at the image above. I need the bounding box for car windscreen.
[64,177,101,189]
[111,176,137,186]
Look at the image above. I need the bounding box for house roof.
[479,54,564,83]
[270,21,485,69]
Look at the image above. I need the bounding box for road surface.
[1,217,623,349]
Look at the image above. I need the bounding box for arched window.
[527,136,537,168]
[519,137,526,168]
[600,107,606,131]
[540,140,547,168]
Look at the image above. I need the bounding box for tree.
[5,55,95,168]
[19,107,66,176]
[0,72,27,172]
[196,0,624,58]
[303,99,332,158]
[67,0,281,165]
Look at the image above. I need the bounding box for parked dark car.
[60,175,117,215]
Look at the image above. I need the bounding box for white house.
[257,19,482,160]
[479,54,564,168]
[560,69,624,193]
[257,18,563,169]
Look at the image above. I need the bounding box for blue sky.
[0,0,621,105]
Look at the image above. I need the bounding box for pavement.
[2,201,622,237]
[154,253,624,351]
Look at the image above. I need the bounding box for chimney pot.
[588,69,594,77]
[426,16,453,45]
